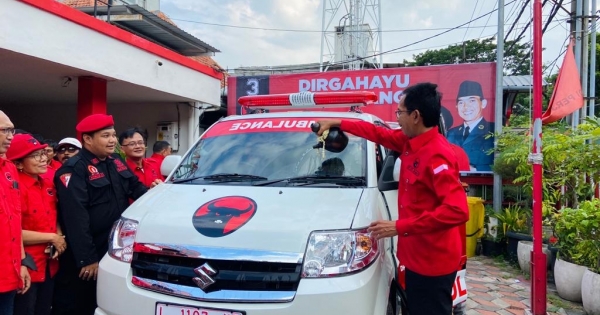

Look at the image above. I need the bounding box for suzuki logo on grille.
[193,263,217,290]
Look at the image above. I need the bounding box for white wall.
[110,102,199,156]
[1,0,220,107]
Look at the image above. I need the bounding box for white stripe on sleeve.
[433,164,448,175]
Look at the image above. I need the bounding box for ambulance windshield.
[171,122,366,184]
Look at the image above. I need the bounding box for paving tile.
[466,298,480,309]
[473,298,503,309]
[491,298,511,308]
[470,291,496,301]
[469,282,490,290]
[466,256,583,315]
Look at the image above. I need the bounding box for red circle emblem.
[192,196,257,238]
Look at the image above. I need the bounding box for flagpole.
[530,0,547,313]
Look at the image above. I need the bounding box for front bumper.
[95,255,392,315]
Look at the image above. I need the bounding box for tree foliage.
[406,38,531,75]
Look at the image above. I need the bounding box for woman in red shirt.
[7,134,67,315]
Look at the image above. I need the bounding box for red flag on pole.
[542,42,584,124]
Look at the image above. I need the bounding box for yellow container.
[466,197,485,258]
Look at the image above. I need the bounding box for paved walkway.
[465,256,586,315]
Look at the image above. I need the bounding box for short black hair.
[31,134,45,144]
[118,127,146,145]
[402,82,442,128]
[45,139,58,151]
[152,141,171,153]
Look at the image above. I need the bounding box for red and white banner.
[227,63,497,172]
[227,63,496,127]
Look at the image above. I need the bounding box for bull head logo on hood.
[192,196,257,237]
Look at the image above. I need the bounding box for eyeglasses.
[26,151,48,162]
[122,141,146,148]
[395,109,412,118]
[0,128,15,135]
[57,147,79,154]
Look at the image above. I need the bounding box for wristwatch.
[21,253,38,271]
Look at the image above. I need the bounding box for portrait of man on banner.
[446,80,494,172]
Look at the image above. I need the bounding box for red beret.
[76,114,115,133]
[6,134,48,161]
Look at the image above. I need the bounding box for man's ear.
[412,110,421,124]
[82,134,93,146]
[481,99,488,109]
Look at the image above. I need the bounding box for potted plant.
[553,200,599,303]
[480,205,506,257]
[569,199,600,315]
[491,204,531,263]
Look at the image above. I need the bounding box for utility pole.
[572,0,583,128]
[530,0,547,313]
[591,0,598,118]
[494,1,504,215]
[582,0,590,121]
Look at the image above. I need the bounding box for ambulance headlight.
[108,218,138,263]
[301,228,379,278]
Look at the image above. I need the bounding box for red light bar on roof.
[238,91,377,110]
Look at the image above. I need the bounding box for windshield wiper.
[253,175,366,186]
[173,173,268,184]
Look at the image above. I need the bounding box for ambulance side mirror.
[378,153,400,192]
[161,155,182,177]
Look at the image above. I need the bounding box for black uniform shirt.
[54,148,147,268]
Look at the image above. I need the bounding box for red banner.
[227,63,496,172]
[542,42,584,124]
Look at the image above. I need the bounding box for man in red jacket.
[0,110,31,315]
[316,83,469,315]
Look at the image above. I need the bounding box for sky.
[158,0,577,76]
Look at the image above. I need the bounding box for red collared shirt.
[147,153,165,170]
[19,173,59,283]
[341,120,469,276]
[126,158,163,188]
[41,159,61,182]
[0,158,22,292]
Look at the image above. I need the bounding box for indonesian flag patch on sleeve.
[60,173,72,187]
[431,158,448,175]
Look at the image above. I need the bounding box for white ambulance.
[95,91,467,315]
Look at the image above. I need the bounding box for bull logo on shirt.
[87,165,105,181]
[192,196,257,238]
[407,158,421,176]
[5,172,12,182]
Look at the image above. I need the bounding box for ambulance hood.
[124,184,363,254]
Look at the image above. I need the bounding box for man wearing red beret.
[52,114,148,315]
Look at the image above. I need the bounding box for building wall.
[1,0,220,107]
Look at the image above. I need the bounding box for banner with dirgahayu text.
[227,62,496,172]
